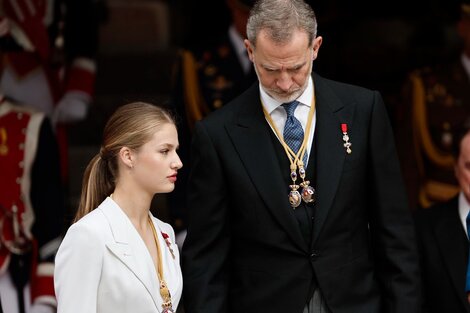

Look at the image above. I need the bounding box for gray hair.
[246,0,317,47]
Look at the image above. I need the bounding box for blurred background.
[66,0,465,222]
[1,1,467,312]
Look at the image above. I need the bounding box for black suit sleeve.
[182,121,231,313]
[367,91,421,312]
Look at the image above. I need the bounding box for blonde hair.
[74,102,175,222]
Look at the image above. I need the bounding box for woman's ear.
[118,146,134,169]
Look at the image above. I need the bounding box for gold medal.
[300,183,315,203]
[298,163,315,203]
[288,187,302,208]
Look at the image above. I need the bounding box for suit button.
[310,251,319,260]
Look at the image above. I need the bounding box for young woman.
[54,102,183,313]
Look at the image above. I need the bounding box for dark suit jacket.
[414,195,470,313]
[182,73,421,313]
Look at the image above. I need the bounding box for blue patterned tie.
[466,211,470,293]
[282,101,308,166]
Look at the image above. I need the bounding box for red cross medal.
[341,123,352,154]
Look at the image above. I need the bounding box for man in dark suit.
[182,0,421,312]
[414,121,470,313]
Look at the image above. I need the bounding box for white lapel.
[98,197,161,310]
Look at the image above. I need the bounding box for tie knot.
[282,101,299,117]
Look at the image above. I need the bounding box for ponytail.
[74,152,115,223]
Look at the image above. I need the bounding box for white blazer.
[54,197,182,313]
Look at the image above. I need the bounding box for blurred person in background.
[0,97,64,313]
[398,0,470,210]
[0,0,106,183]
[414,119,470,313]
[169,0,257,247]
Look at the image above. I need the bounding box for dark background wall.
[171,0,465,124]
[66,0,466,220]
[71,0,466,142]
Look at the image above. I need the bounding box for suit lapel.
[225,86,308,252]
[311,75,351,246]
[99,198,160,309]
[434,199,469,309]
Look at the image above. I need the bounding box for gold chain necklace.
[262,91,316,209]
[148,216,175,313]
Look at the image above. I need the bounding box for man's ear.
[312,36,323,60]
[244,39,254,62]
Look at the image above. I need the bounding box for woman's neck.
[111,186,152,231]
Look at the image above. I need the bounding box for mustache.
[266,89,303,103]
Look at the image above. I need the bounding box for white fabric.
[0,66,91,125]
[54,197,182,313]
[461,53,470,81]
[175,229,187,253]
[53,90,90,124]
[303,288,331,313]
[0,65,54,116]
[458,191,470,239]
[0,270,32,313]
[29,303,54,313]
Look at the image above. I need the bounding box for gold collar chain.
[261,90,316,208]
